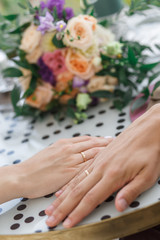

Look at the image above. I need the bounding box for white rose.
[95,24,115,47]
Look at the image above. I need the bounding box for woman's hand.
[12,136,112,200]
[45,104,160,228]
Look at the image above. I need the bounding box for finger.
[115,170,156,212]
[45,168,101,227]
[76,147,106,165]
[73,137,112,153]
[62,177,118,228]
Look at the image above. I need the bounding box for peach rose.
[63,15,96,51]
[65,49,95,80]
[20,25,42,54]
[26,82,53,110]
[26,45,43,64]
[60,89,78,105]
[87,76,116,93]
[19,68,32,91]
[56,71,74,92]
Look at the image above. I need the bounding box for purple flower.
[56,20,67,32]
[46,0,65,18]
[37,11,55,35]
[73,76,86,88]
[40,1,46,10]
[65,7,74,20]
[38,57,56,86]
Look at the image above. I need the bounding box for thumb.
[115,173,152,212]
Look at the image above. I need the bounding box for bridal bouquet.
[1,0,160,121]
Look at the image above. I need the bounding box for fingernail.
[45,205,54,215]
[55,190,63,196]
[63,218,72,228]
[118,199,128,211]
[104,136,113,139]
[46,216,56,226]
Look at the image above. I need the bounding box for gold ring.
[80,152,87,162]
[84,170,89,176]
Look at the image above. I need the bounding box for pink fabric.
[130,85,154,122]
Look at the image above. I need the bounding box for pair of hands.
[3,135,111,204]
[45,104,160,228]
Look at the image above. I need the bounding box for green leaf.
[10,22,30,34]
[2,67,23,78]
[11,86,21,114]
[90,90,114,99]
[128,46,138,66]
[3,14,18,21]
[142,87,150,98]
[131,96,147,113]
[18,2,27,9]
[149,72,160,84]
[140,62,159,71]
[13,60,30,69]
[155,44,160,50]
[23,75,37,98]
[152,81,160,95]
[52,34,65,48]
[66,107,76,119]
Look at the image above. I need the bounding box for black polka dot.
[7,130,13,134]
[21,198,28,202]
[7,150,14,155]
[116,125,124,130]
[14,214,23,220]
[13,159,21,164]
[73,133,81,137]
[65,125,72,129]
[115,132,121,137]
[96,204,101,209]
[10,223,20,230]
[105,195,114,202]
[35,230,42,233]
[29,126,34,130]
[158,180,160,185]
[39,210,46,217]
[30,119,36,124]
[48,226,57,231]
[44,193,54,198]
[24,133,31,137]
[117,119,125,123]
[101,215,111,220]
[17,204,27,211]
[88,115,95,119]
[77,120,84,124]
[21,139,29,143]
[4,136,11,140]
[119,112,126,117]
[130,201,140,208]
[54,130,61,135]
[0,149,5,154]
[42,135,50,140]
[110,106,115,110]
[25,217,34,223]
[96,122,104,127]
[47,122,54,127]
[59,117,65,122]
[85,134,91,136]
[99,110,106,114]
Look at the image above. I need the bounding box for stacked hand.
[45,104,160,228]
[0,136,112,204]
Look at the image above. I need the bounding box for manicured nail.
[118,199,128,211]
[63,218,72,228]
[45,205,54,215]
[55,190,63,196]
[46,216,56,226]
[104,136,113,139]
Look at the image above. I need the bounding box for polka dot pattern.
[0,101,159,235]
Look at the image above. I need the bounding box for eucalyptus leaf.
[2,67,23,78]
[128,46,138,66]
[3,14,18,21]
[140,62,159,71]
[90,90,114,99]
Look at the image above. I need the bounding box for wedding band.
[84,170,90,176]
[80,152,87,162]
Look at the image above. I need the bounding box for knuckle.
[71,186,82,199]
[57,139,67,145]
[83,192,97,207]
